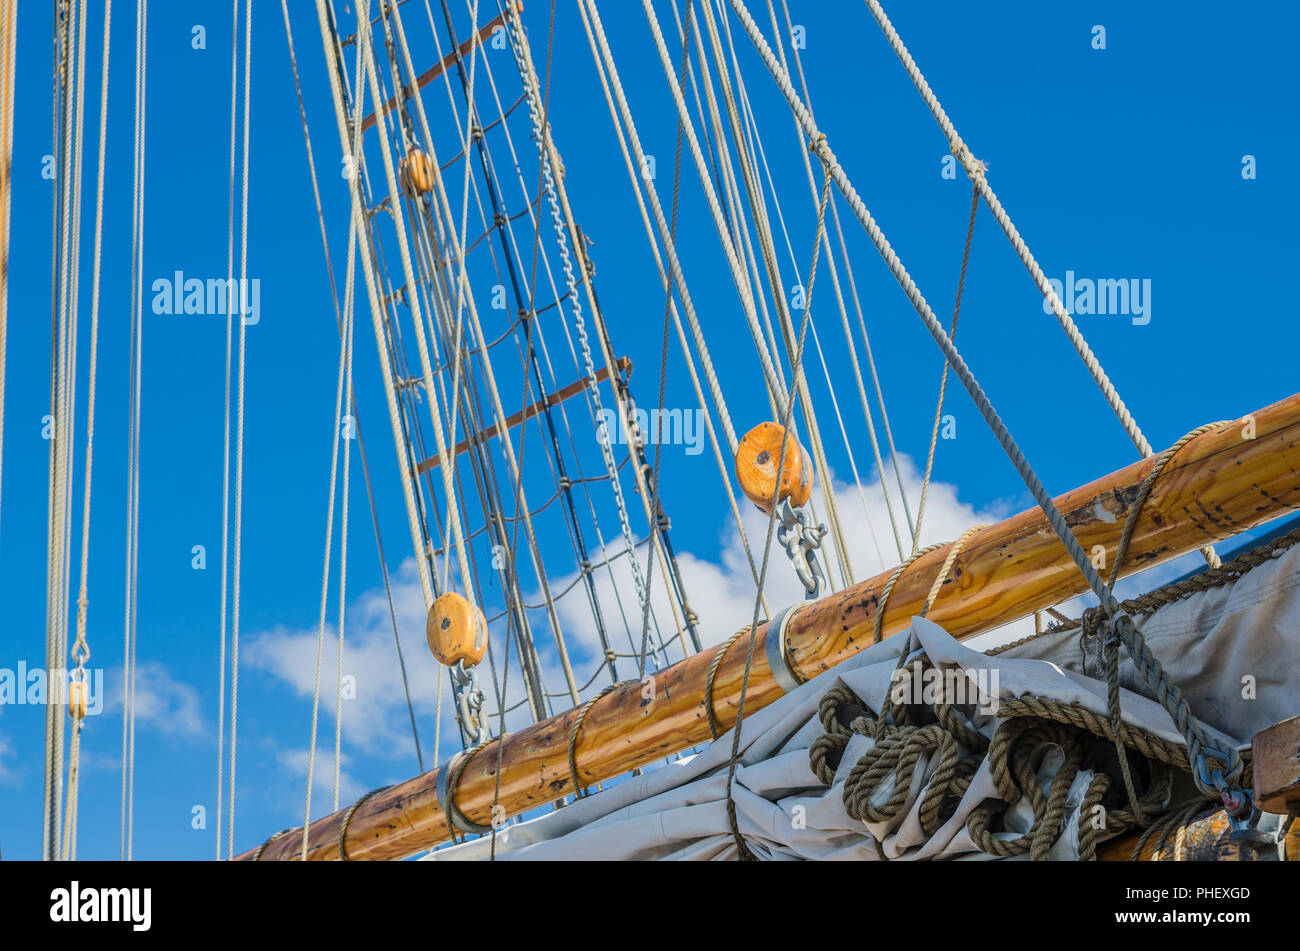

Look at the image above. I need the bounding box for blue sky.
[1,0,1297,861]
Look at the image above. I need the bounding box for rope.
[302,199,359,860]
[226,0,252,861]
[251,828,293,862]
[724,0,1240,799]
[278,0,423,774]
[338,785,390,861]
[765,0,910,562]
[913,183,979,549]
[120,0,148,861]
[0,0,15,552]
[215,0,239,862]
[567,680,632,798]
[704,626,753,741]
[860,0,1150,460]
[61,0,113,863]
[572,0,769,611]
[722,156,832,861]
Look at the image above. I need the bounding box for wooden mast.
[237,391,1300,860]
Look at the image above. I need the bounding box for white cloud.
[0,731,18,786]
[275,747,365,818]
[102,662,204,737]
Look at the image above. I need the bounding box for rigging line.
[215,0,238,861]
[697,0,852,589]
[913,183,978,550]
[680,5,786,423]
[374,3,479,609]
[355,0,477,610]
[44,0,73,863]
[639,0,694,676]
[313,0,437,617]
[427,0,624,678]
[62,0,112,863]
[431,0,482,595]
[0,0,16,551]
[121,0,147,861]
[760,9,892,567]
[278,0,423,771]
[728,0,1239,791]
[397,3,586,706]
[719,5,877,577]
[511,3,663,670]
[858,0,1223,573]
[469,1,642,672]
[403,177,553,721]
[314,12,454,758]
[637,0,787,419]
[407,217,551,724]
[728,164,831,860]
[227,0,252,859]
[576,0,766,614]
[752,0,892,571]
[302,215,357,858]
[774,0,914,549]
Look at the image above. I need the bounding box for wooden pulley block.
[735,421,814,513]
[1252,715,1300,815]
[400,147,436,197]
[426,592,488,668]
[67,679,88,721]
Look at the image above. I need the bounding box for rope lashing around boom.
[705,625,761,741]
[723,0,1241,807]
[568,680,635,799]
[338,785,391,861]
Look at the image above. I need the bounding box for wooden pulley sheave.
[735,422,828,599]
[426,592,488,668]
[399,146,436,198]
[735,421,814,513]
[426,592,492,745]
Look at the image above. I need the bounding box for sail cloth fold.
[427,546,1300,860]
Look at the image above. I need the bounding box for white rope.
[62,0,112,862]
[46,0,80,861]
[635,0,786,424]
[355,0,475,612]
[703,0,857,585]
[121,0,147,861]
[859,0,1220,571]
[214,0,239,863]
[508,2,655,658]
[382,0,579,701]
[764,0,906,564]
[226,0,252,859]
[574,0,768,612]
[0,0,16,554]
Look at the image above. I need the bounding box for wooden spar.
[1097,811,1300,861]
[236,392,1300,861]
[413,356,631,474]
[359,10,510,134]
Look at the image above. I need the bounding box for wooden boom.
[237,391,1300,860]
